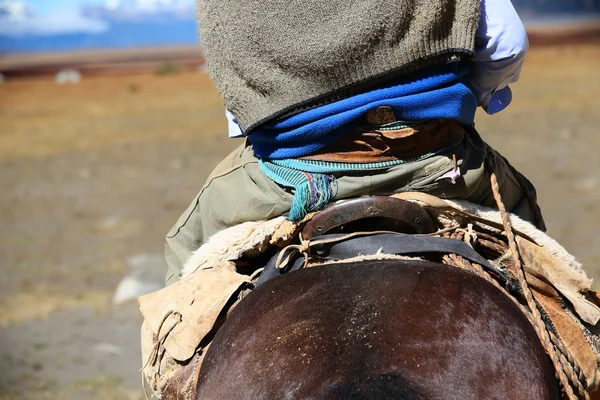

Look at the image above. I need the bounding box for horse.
[195,258,561,399]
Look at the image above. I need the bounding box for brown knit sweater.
[197,0,480,133]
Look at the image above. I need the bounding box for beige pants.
[165,125,545,285]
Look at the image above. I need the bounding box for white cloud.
[105,0,120,10]
[109,0,192,11]
[0,7,109,36]
[134,0,171,11]
[0,0,29,21]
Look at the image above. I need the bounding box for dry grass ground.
[0,43,599,399]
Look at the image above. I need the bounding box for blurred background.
[0,0,599,399]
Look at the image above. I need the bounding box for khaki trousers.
[165,125,544,286]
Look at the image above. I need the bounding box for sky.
[1,1,103,36]
[31,0,100,13]
[1,0,598,52]
[10,0,191,13]
[0,0,195,37]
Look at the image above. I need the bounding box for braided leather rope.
[478,167,588,400]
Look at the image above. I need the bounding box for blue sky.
[31,0,101,13]
[0,0,195,37]
[13,0,192,13]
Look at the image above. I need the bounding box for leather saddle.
[256,196,508,286]
[302,195,437,238]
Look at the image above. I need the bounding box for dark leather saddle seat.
[301,195,437,239]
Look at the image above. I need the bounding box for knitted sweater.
[197,0,481,134]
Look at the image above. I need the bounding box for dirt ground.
[1,43,599,399]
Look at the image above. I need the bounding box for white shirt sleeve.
[471,0,529,114]
[226,109,244,138]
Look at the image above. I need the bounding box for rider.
[164,0,546,285]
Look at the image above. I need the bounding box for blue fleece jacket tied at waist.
[248,63,478,159]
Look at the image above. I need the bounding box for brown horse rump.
[139,194,600,399]
[197,259,559,400]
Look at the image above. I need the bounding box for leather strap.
[256,232,508,287]
[311,233,497,270]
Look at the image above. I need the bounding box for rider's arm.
[470,0,529,115]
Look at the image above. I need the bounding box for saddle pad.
[516,236,600,326]
[139,261,249,362]
[530,280,600,389]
